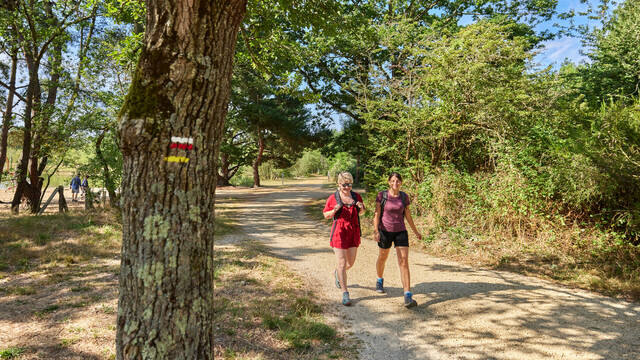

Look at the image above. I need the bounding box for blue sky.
[457,0,600,69]
[533,0,598,68]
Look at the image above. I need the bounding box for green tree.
[580,0,640,104]
[0,0,102,213]
[290,149,328,177]
[357,20,562,184]
[298,0,563,128]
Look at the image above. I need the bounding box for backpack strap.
[400,191,410,214]
[331,190,361,241]
[333,190,343,220]
[351,190,361,236]
[378,191,388,230]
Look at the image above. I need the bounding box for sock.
[377,278,383,282]
[404,291,412,297]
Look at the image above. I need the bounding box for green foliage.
[229,167,254,187]
[0,347,24,359]
[352,9,639,242]
[579,0,640,104]
[258,161,287,181]
[327,152,356,181]
[358,20,558,183]
[289,150,328,177]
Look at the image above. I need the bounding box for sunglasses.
[340,183,352,188]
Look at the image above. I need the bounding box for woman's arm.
[355,194,365,214]
[372,201,381,241]
[323,204,341,219]
[404,205,422,241]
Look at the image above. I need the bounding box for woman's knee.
[397,255,409,268]
[378,249,390,261]
[336,259,348,270]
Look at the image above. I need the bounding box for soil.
[216,177,640,360]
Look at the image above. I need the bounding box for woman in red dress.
[323,172,365,306]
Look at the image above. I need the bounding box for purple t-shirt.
[376,191,409,232]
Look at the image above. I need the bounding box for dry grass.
[0,210,121,359]
[414,210,640,301]
[214,240,358,360]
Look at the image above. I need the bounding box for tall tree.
[116,0,246,358]
[298,0,561,127]
[580,0,640,104]
[229,61,325,187]
[0,0,99,213]
[0,47,18,182]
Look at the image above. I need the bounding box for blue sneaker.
[334,269,340,289]
[376,278,385,293]
[342,292,352,306]
[404,292,417,308]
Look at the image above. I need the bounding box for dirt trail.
[216,178,640,360]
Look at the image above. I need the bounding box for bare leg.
[334,247,358,292]
[396,247,411,292]
[376,247,391,278]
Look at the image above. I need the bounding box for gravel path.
[216,178,640,360]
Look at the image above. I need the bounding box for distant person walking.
[373,172,422,308]
[81,176,89,198]
[323,171,365,306]
[70,174,81,202]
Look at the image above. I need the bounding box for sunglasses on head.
[340,183,352,188]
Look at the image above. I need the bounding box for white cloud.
[535,37,589,69]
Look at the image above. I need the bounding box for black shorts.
[378,230,409,249]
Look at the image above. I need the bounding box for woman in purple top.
[372,172,422,308]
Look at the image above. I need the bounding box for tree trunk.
[95,130,119,208]
[252,128,263,187]
[28,18,63,214]
[0,49,18,183]
[217,152,232,186]
[11,61,39,214]
[116,1,246,359]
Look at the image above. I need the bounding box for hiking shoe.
[404,292,417,308]
[342,292,352,306]
[376,278,385,293]
[334,269,340,289]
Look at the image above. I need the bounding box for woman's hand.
[414,232,422,241]
[356,201,364,209]
[373,230,380,242]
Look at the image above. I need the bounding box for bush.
[327,152,357,182]
[289,150,328,177]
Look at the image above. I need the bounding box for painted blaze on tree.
[116,1,246,359]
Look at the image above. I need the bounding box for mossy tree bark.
[116,0,246,359]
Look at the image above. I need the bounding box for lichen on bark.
[143,215,170,240]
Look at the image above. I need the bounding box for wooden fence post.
[58,186,68,213]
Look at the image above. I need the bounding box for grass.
[214,211,235,237]
[0,210,121,358]
[214,240,357,359]
[0,211,121,276]
[418,207,640,301]
[0,347,25,359]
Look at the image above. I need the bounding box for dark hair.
[388,172,402,182]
